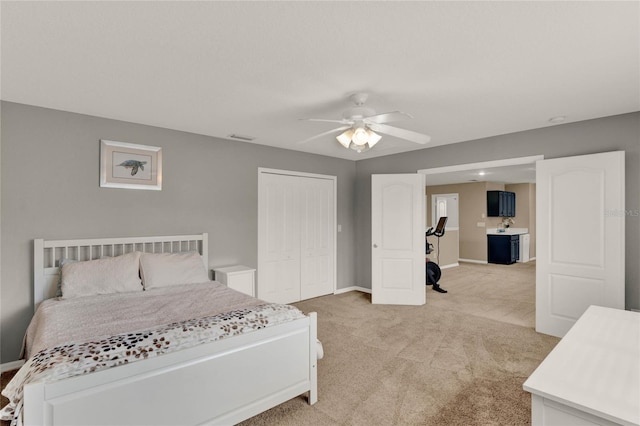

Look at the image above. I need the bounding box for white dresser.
[213,265,256,297]
[524,305,640,426]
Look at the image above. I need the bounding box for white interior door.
[300,177,335,300]
[432,193,459,230]
[372,174,426,305]
[536,151,625,337]
[258,173,301,304]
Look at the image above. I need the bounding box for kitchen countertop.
[486,227,528,235]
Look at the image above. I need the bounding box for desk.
[523,305,640,425]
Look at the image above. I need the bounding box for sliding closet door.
[300,177,335,300]
[258,170,336,304]
[258,173,302,304]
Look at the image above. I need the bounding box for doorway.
[419,156,541,265]
[429,193,459,269]
[415,152,625,337]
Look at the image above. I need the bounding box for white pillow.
[140,251,209,290]
[56,258,78,297]
[61,251,142,299]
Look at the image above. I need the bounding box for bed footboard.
[23,313,317,426]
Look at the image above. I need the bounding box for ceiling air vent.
[228,134,256,142]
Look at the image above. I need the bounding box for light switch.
[477,222,486,227]
[338,224,342,232]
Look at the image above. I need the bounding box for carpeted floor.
[1,262,559,425]
[239,261,559,425]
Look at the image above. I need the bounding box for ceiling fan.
[299,93,431,153]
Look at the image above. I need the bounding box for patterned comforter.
[0,283,306,426]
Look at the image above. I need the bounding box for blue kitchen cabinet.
[488,234,520,264]
[487,191,516,217]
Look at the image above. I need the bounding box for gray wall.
[2,102,638,364]
[355,112,640,310]
[0,101,357,363]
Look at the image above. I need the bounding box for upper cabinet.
[487,190,516,217]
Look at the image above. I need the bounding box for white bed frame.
[27,233,318,426]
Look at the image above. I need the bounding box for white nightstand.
[213,265,256,297]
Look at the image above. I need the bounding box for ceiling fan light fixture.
[366,129,382,147]
[336,126,381,152]
[350,143,370,153]
[351,127,369,146]
[336,129,354,148]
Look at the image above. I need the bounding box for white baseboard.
[1,360,24,373]
[335,286,371,295]
[458,258,488,265]
[440,263,459,270]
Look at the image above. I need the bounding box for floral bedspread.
[0,303,305,426]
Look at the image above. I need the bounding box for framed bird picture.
[100,140,162,190]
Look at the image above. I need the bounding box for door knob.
[373,244,378,248]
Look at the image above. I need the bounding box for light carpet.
[241,262,559,425]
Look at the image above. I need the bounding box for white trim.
[258,167,336,181]
[459,258,488,265]
[418,155,542,280]
[258,168,338,298]
[334,286,372,295]
[417,155,544,176]
[431,193,459,229]
[440,263,459,269]
[1,360,24,373]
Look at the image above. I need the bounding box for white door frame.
[418,156,543,302]
[419,155,543,258]
[418,155,544,177]
[430,193,459,230]
[429,193,460,269]
[257,168,338,297]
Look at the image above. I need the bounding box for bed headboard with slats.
[33,233,208,310]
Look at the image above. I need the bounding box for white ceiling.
[1,1,638,161]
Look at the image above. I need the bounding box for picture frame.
[100,140,162,190]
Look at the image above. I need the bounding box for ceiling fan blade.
[364,111,413,124]
[368,123,431,144]
[297,125,352,144]
[299,118,352,124]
